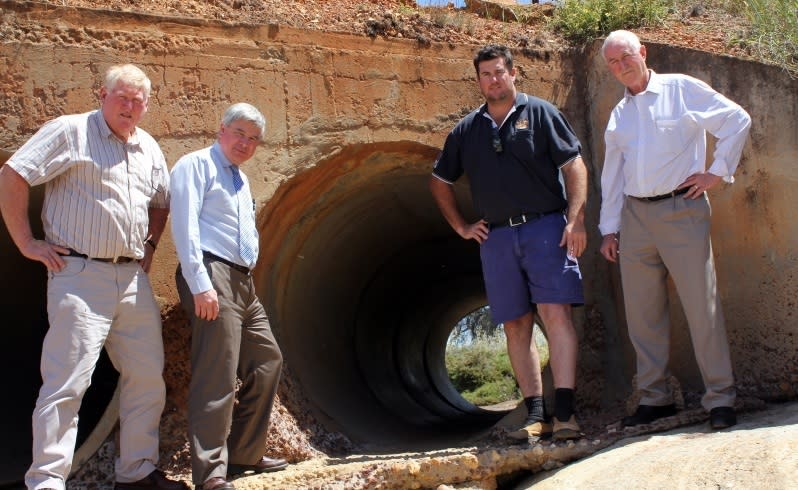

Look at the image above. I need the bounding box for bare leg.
[503,311,543,397]
[536,303,578,389]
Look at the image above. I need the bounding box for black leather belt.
[630,187,689,202]
[202,251,250,275]
[66,249,136,264]
[489,209,563,230]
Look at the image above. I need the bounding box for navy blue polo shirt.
[432,92,581,223]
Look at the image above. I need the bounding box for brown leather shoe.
[114,469,190,490]
[198,477,235,490]
[228,456,288,477]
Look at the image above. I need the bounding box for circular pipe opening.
[259,142,513,449]
[0,161,119,486]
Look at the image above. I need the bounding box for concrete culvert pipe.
[0,156,120,487]
[259,141,516,450]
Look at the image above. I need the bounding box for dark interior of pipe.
[261,143,515,451]
[0,178,119,487]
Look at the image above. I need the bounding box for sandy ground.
[515,400,798,489]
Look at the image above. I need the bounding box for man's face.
[477,57,517,104]
[604,42,649,94]
[218,119,261,166]
[100,83,148,142]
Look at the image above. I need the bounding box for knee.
[251,345,283,380]
[503,313,533,332]
[270,348,284,372]
[537,305,574,329]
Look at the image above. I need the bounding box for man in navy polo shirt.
[429,44,588,442]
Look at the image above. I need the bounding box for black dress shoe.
[228,456,288,478]
[622,403,677,427]
[115,469,190,490]
[197,477,235,490]
[709,406,737,429]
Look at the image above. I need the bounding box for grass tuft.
[741,0,798,74]
[548,0,672,44]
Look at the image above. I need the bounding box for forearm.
[0,165,35,251]
[429,175,468,234]
[562,156,588,226]
[146,207,169,245]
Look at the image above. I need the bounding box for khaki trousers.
[27,258,164,490]
[619,194,735,410]
[176,259,283,485]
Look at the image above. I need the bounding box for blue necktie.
[230,166,257,268]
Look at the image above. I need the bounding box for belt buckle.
[509,214,527,227]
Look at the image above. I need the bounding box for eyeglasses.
[491,126,503,154]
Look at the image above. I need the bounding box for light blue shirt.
[170,142,258,294]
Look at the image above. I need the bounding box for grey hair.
[104,64,151,100]
[222,103,267,140]
[601,30,642,60]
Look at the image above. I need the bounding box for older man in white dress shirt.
[598,30,751,430]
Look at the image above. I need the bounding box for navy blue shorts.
[480,212,584,324]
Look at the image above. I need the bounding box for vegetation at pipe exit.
[446,307,549,406]
[446,329,519,406]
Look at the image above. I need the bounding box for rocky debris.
[465,0,519,23]
[21,0,751,58]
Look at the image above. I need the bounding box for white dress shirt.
[170,142,258,294]
[599,71,751,235]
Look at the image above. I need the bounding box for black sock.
[554,388,575,422]
[524,395,545,421]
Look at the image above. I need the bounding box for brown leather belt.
[66,249,136,264]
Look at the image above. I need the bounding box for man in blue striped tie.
[170,103,287,490]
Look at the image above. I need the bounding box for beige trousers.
[27,258,164,490]
[619,194,735,410]
[176,258,283,485]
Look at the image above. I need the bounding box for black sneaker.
[622,403,677,427]
[709,406,737,429]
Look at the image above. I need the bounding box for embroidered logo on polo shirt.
[515,118,529,130]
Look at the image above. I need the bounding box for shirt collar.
[478,92,529,127]
[211,141,235,170]
[93,109,141,146]
[625,70,661,98]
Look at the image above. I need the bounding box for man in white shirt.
[170,103,287,490]
[598,30,751,430]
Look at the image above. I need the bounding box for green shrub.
[462,377,520,406]
[446,325,549,406]
[549,0,672,44]
[446,331,512,395]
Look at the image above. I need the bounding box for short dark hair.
[473,45,513,76]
